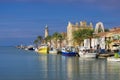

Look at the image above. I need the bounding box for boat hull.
[37,47,49,54]
[49,50,58,54]
[107,57,120,62]
[79,52,97,58]
[61,52,77,56]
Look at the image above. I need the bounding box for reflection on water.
[0,47,120,80]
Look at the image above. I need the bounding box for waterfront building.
[97,27,120,50]
[91,22,105,49]
[67,21,93,46]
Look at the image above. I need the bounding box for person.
[90,46,94,53]
[96,44,101,54]
[83,50,86,55]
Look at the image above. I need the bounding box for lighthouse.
[44,25,49,38]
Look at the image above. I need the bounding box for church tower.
[45,25,49,38]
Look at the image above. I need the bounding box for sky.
[0,0,120,46]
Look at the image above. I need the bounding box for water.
[0,47,120,80]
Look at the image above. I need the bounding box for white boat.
[107,57,120,62]
[79,51,97,58]
[78,47,97,58]
[49,48,58,54]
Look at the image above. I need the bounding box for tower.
[67,22,74,46]
[67,21,93,46]
[45,25,49,38]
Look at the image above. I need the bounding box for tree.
[33,39,39,48]
[33,36,43,48]
[37,36,43,44]
[73,30,83,46]
[44,35,52,46]
[73,29,94,46]
[104,28,109,32]
[57,34,64,48]
[52,32,60,48]
[105,39,112,50]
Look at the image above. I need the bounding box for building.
[91,22,105,49]
[97,27,120,50]
[67,21,93,46]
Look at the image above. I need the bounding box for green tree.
[104,28,109,32]
[52,32,59,48]
[37,36,42,41]
[57,34,64,48]
[73,30,83,46]
[34,36,43,48]
[73,29,94,46]
[33,39,39,48]
[105,39,112,50]
[44,35,52,45]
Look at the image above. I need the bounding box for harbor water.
[0,46,120,80]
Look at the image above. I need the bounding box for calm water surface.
[0,47,120,80]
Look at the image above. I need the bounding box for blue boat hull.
[62,52,77,56]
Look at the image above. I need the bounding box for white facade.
[84,39,90,49]
[84,37,105,49]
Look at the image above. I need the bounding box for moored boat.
[107,57,120,62]
[25,45,35,50]
[79,51,97,58]
[78,47,97,58]
[61,47,77,56]
[49,48,58,54]
[36,44,49,54]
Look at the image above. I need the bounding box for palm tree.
[104,28,109,32]
[73,29,94,46]
[73,30,83,46]
[33,36,43,48]
[52,32,60,48]
[33,39,39,48]
[57,34,63,48]
[37,36,43,44]
[44,35,52,46]
[105,38,112,50]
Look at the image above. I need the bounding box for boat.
[36,44,49,54]
[78,47,97,58]
[107,57,120,62]
[79,51,97,58]
[61,47,77,56]
[25,45,35,50]
[49,48,58,54]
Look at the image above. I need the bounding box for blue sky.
[0,0,120,46]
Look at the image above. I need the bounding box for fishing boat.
[78,47,97,58]
[49,48,58,54]
[36,44,49,54]
[107,57,120,62]
[61,47,77,56]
